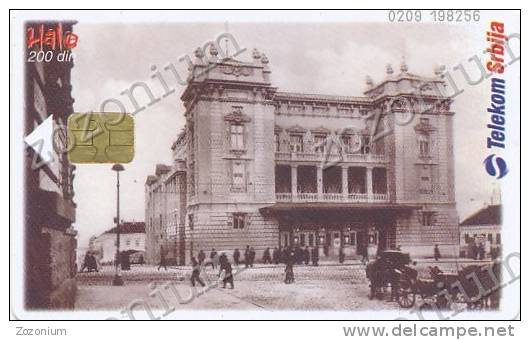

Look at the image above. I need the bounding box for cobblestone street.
[75,259,487,315]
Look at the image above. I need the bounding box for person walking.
[190,257,205,287]
[249,247,256,268]
[311,246,319,266]
[339,247,345,264]
[284,247,295,284]
[272,247,280,264]
[209,248,218,269]
[434,244,441,261]
[262,247,272,264]
[233,248,241,266]
[219,253,234,289]
[158,251,167,271]
[244,245,251,268]
[79,251,91,273]
[198,249,206,265]
[303,246,310,265]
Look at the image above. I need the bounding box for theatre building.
[145,47,459,264]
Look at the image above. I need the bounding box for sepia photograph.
[11,9,520,322]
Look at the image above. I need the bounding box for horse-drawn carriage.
[366,250,500,310]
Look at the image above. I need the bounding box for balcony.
[276,192,389,203]
[275,151,387,164]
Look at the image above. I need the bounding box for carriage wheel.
[398,287,416,308]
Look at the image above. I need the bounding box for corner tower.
[180,47,278,261]
[364,62,459,257]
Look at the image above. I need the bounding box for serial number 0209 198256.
[388,10,481,23]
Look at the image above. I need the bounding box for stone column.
[291,165,298,201]
[342,165,349,200]
[317,165,323,200]
[366,166,373,200]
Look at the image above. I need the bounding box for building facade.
[146,47,459,264]
[145,134,187,265]
[24,22,78,308]
[91,221,146,264]
[459,204,502,259]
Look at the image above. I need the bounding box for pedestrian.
[219,253,234,289]
[79,251,91,273]
[303,246,310,265]
[281,247,288,264]
[249,247,256,267]
[295,246,303,265]
[198,249,206,265]
[158,251,167,271]
[284,247,295,284]
[262,247,272,264]
[210,248,218,269]
[361,247,368,265]
[434,244,441,261]
[311,246,319,266]
[244,245,250,268]
[190,257,205,287]
[272,247,280,264]
[339,247,345,264]
[233,248,240,266]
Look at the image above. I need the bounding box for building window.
[300,233,306,246]
[233,213,246,229]
[418,133,430,156]
[421,211,436,226]
[290,135,303,152]
[419,165,432,193]
[230,123,245,150]
[464,233,470,243]
[231,161,246,191]
[135,239,140,247]
[308,234,314,247]
[126,239,131,246]
[496,233,501,245]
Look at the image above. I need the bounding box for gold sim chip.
[67,112,134,163]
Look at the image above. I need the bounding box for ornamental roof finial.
[386,64,394,75]
[252,48,261,60]
[261,52,269,64]
[400,60,408,73]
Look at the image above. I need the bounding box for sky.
[70,20,514,249]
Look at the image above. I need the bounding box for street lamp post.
[112,163,125,286]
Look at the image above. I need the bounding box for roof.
[104,221,145,234]
[155,164,172,176]
[145,175,158,185]
[460,205,502,226]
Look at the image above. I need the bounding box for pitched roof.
[104,221,145,234]
[460,205,502,226]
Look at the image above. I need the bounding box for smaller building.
[459,204,502,259]
[91,221,146,265]
[145,132,187,266]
